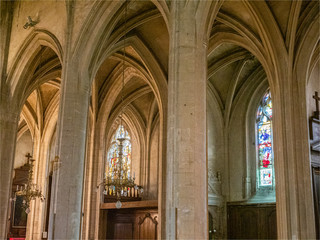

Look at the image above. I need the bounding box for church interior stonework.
[0,0,319,239]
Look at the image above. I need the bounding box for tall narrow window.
[106,125,132,182]
[256,90,273,188]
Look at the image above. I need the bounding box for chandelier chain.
[100,1,143,209]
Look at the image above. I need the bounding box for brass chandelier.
[15,153,45,214]
[104,127,143,208]
[102,0,143,209]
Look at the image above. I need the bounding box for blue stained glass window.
[256,90,273,187]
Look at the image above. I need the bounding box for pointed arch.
[7,29,62,110]
[96,35,167,109]
[74,0,169,87]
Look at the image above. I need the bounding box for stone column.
[166,1,208,239]
[273,77,316,239]
[52,64,90,239]
[0,101,19,239]
[0,2,15,238]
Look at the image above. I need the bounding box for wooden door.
[106,209,135,239]
[106,208,158,239]
[137,212,158,239]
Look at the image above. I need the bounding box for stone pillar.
[0,3,15,238]
[166,1,208,239]
[273,78,316,239]
[52,64,90,239]
[0,102,19,239]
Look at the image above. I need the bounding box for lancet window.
[256,90,274,188]
[106,125,132,182]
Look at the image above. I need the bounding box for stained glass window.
[107,125,132,182]
[256,90,273,187]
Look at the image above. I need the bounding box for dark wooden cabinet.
[310,116,320,239]
[311,166,320,239]
[227,203,277,239]
[7,164,29,239]
[106,208,158,240]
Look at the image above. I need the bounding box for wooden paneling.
[138,213,158,239]
[240,209,258,239]
[267,208,277,239]
[114,223,133,239]
[227,203,277,239]
[105,208,158,240]
[101,200,158,210]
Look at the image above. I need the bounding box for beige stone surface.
[0,0,319,239]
